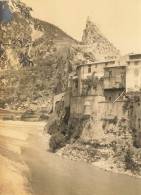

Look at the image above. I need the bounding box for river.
[0,120,141,195]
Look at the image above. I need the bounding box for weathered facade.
[104,64,126,102]
[126,54,141,92]
[76,60,115,96]
[70,95,105,119]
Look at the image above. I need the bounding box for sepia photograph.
[0,0,141,194]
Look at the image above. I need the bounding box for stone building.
[104,63,126,102]
[76,60,115,96]
[53,54,141,147]
[126,53,141,92]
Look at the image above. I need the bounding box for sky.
[22,0,141,55]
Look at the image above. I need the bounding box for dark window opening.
[88,65,91,73]
[138,118,141,128]
[128,62,130,65]
[109,97,111,101]
[109,71,112,78]
[134,61,138,65]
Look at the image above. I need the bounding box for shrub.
[125,149,139,173]
[81,76,99,95]
[39,114,49,120]
[49,132,66,152]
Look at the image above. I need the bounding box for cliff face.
[0,0,120,120]
[0,0,78,119]
[82,17,120,60]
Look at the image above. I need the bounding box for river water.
[0,120,141,195]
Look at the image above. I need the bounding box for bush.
[49,132,66,152]
[20,110,35,120]
[39,114,49,120]
[125,149,139,173]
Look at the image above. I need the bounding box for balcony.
[104,77,125,89]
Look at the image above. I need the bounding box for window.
[134,61,138,65]
[134,69,139,76]
[88,65,91,73]
[138,118,141,128]
[105,62,108,66]
[135,84,138,88]
[109,97,111,101]
[109,71,112,78]
[128,62,130,65]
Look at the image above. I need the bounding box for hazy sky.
[22,0,141,54]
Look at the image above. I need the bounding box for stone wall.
[70,95,105,118]
[129,100,141,147]
[98,100,128,119]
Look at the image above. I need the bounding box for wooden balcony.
[104,77,125,89]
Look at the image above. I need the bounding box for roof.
[129,53,141,56]
[126,59,141,62]
[104,64,126,69]
[76,59,116,68]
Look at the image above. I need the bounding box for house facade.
[104,64,126,102]
[76,60,116,96]
[126,54,141,92]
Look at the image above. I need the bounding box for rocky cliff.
[82,17,120,60]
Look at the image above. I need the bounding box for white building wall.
[126,61,141,92]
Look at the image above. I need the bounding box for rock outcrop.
[82,17,120,60]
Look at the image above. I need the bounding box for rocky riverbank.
[55,138,141,179]
[46,109,141,179]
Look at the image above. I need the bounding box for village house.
[104,62,126,102]
[53,54,141,147]
[76,59,116,96]
[126,53,141,92]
